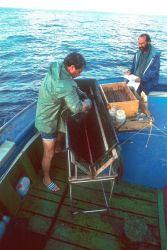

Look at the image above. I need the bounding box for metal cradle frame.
[66,83,119,214]
[67,148,118,215]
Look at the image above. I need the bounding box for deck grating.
[0,152,162,250]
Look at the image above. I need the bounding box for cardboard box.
[100,82,139,117]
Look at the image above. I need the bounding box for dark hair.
[64,52,86,69]
[139,33,151,42]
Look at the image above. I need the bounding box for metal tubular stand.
[67,148,118,215]
[65,84,119,214]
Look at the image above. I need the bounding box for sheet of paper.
[124,74,139,91]
[127,80,140,90]
[124,74,138,81]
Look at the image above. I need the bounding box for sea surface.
[0,8,167,127]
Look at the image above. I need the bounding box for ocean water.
[0,8,167,127]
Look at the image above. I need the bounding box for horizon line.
[0,6,167,17]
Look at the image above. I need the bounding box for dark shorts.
[40,132,56,141]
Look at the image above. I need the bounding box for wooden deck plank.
[57,205,160,246]
[157,190,167,250]
[44,238,87,250]
[21,195,60,217]
[82,181,158,203]
[19,183,160,228]
[61,196,159,225]
[19,212,52,235]
[64,184,158,218]
[0,178,21,215]
[59,206,122,236]
[29,187,65,202]
[114,181,158,202]
[51,220,121,250]
[30,179,158,220]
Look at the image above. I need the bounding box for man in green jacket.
[35,52,91,192]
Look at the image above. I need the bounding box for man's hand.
[77,88,88,100]
[82,98,92,113]
[135,77,141,83]
[125,69,131,75]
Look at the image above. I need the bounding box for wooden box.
[100,82,139,117]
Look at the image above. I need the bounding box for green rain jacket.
[35,62,83,133]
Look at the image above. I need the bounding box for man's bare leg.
[55,131,65,153]
[41,139,59,191]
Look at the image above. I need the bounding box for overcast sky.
[0,0,166,16]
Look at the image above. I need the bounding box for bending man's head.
[64,52,86,78]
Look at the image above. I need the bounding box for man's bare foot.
[43,178,60,192]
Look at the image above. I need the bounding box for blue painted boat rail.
[97,77,167,87]
[0,101,38,179]
[0,101,37,145]
[97,77,124,84]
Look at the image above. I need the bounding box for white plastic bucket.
[116,109,126,123]
[16,176,30,198]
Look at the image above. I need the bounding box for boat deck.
[0,152,164,250]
